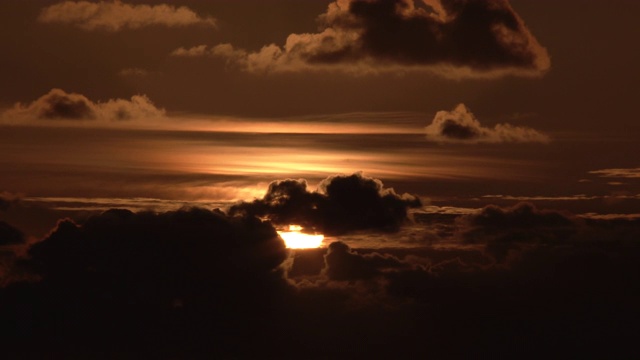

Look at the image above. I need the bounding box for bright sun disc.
[277,225,324,249]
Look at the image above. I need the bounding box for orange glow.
[277,225,324,249]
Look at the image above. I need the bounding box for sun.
[277,225,324,249]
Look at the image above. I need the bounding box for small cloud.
[589,168,640,179]
[118,67,150,77]
[38,1,216,31]
[179,0,550,78]
[3,88,165,122]
[425,104,550,143]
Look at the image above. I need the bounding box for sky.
[1,1,639,358]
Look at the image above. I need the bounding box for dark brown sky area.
[1,1,639,358]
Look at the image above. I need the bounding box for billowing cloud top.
[39,1,216,31]
[174,0,550,78]
[3,88,165,122]
[230,173,421,235]
[425,103,549,143]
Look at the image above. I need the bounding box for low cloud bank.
[1,182,639,357]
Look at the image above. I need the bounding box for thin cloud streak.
[39,1,216,31]
[589,167,640,179]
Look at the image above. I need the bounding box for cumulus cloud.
[229,173,422,235]
[39,1,216,31]
[3,88,165,121]
[175,0,550,78]
[425,103,549,143]
[28,208,287,282]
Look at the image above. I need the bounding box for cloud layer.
[39,1,215,31]
[229,173,421,235]
[173,0,550,78]
[1,199,640,357]
[3,88,165,121]
[425,103,549,143]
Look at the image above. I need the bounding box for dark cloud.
[229,173,422,235]
[3,88,165,121]
[2,205,640,357]
[324,241,407,280]
[0,221,24,246]
[28,208,287,285]
[184,0,550,78]
[425,103,550,143]
[457,202,578,261]
[0,207,291,357]
[0,192,20,211]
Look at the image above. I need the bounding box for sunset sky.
[1,1,639,358]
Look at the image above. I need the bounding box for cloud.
[176,0,550,78]
[457,202,580,261]
[0,221,24,246]
[589,167,640,179]
[229,173,422,235]
[3,88,165,121]
[39,1,216,31]
[324,241,407,280]
[0,192,21,211]
[28,208,287,282]
[425,103,549,143]
[2,205,639,357]
[118,67,150,77]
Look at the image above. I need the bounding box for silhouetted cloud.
[0,192,20,211]
[28,208,287,283]
[457,202,580,261]
[39,1,215,31]
[2,204,640,357]
[324,241,407,280]
[175,0,550,78]
[425,104,549,143]
[3,88,165,121]
[229,173,421,235]
[0,221,24,245]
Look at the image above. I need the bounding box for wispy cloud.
[589,167,640,179]
[425,104,549,143]
[172,0,550,78]
[39,1,216,31]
